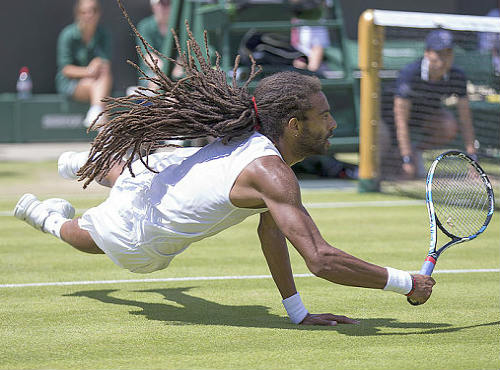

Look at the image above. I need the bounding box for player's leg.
[58,150,126,188]
[14,194,104,254]
[60,219,103,254]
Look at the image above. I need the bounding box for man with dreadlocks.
[14,1,435,326]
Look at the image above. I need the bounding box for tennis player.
[14,9,435,325]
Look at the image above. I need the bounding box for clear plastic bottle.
[16,66,33,99]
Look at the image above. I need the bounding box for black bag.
[239,30,307,66]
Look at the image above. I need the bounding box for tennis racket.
[408,150,495,306]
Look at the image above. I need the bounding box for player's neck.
[274,136,305,166]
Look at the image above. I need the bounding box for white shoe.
[58,151,89,180]
[83,105,105,128]
[14,194,75,231]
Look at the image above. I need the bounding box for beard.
[296,127,332,157]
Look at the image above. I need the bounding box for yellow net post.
[358,10,384,192]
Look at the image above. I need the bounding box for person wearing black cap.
[392,29,476,178]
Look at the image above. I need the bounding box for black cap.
[425,30,454,51]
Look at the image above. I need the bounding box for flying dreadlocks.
[78,0,321,188]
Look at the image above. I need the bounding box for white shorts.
[78,150,197,273]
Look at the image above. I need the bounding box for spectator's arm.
[307,45,324,72]
[394,96,413,157]
[457,97,476,155]
[57,29,90,79]
[307,26,330,72]
[57,27,74,71]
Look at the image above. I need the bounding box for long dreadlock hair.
[78,0,322,188]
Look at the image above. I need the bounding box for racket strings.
[431,157,489,238]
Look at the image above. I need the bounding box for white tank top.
[137,132,283,256]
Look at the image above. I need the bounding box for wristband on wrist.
[282,292,309,324]
[405,275,416,297]
[402,155,412,164]
[383,267,413,295]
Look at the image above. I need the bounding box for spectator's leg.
[146,58,164,90]
[90,62,113,106]
[72,64,113,127]
[72,77,94,103]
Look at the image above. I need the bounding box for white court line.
[304,200,424,209]
[1,269,498,289]
[0,199,425,217]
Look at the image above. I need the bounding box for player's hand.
[299,313,360,326]
[407,274,436,305]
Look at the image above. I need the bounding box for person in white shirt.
[14,6,435,326]
[289,0,331,74]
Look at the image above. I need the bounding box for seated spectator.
[56,0,113,128]
[290,0,331,76]
[135,0,183,90]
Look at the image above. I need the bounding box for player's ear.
[287,117,302,137]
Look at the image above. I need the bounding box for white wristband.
[383,267,413,295]
[282,293,309,324]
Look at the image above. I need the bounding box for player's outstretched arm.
[247,157,435,303]
[258,210,360,325]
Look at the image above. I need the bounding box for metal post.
[358,10,384,192]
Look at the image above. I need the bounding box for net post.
[358,10,384,193]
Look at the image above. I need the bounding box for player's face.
[298,91,337,156]
[425,49,454,80]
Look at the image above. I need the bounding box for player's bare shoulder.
[230,155,300,208]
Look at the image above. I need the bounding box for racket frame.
[408,150,495,305]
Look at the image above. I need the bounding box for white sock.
[84,105,105,127]
[43,213,70,239]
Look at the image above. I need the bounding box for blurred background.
[0,0,496,95]
[0,0,498,202]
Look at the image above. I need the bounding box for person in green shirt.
[56,0,113,127]
[135,0,182,90]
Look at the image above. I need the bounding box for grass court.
[0,160,499,369]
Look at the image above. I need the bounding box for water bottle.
[16,66,32,99]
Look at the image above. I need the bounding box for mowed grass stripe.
[1,269,498,288]
[0,199,425,216]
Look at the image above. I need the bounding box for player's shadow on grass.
[65,288,500,335]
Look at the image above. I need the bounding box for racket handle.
[407,256,436,306]
[419,256,436,276]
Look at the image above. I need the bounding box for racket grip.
[419,256,436,276]
[407,256,436,306]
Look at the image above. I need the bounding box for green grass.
[1,160,499,369]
